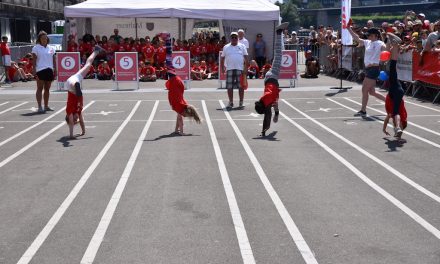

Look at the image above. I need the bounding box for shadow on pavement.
[21,112,43,117]
[383,137,407,152]
[145,132,200,141]
[57,136,93,147]
[253,131,279,141]
[325,88,348,97]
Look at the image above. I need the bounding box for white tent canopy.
[64,0,280,21]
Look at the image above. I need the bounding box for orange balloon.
[380,51,391,62]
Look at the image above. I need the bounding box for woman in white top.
[348,26,386,116]
[32,31,56,113]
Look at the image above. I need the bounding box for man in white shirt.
[238,29,249,49]
[220,32,249,109]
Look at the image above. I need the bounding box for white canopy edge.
[64,0,280,21]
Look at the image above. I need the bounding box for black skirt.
[36,68,54,81]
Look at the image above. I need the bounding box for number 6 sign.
[172,51,190,81]
[279,50,297,80]
[56,52,80,82]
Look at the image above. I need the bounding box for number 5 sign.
[279,50,297,80]
[115,52,138,82]
[172,51,190,81]
[57,52,80,82]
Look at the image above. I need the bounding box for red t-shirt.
[140,66,156,75]
[98,65,112,75]
[385,94,407,123]
[8,67,17,80]
[66,91,84,115]
[156,46,166,64]
[262,64,272,71]
[166,76,188,114]
[260,83,280,107]
[142,45,155,61]
[0,42,11,55]
[67,43,78,52]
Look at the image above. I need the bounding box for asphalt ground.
[1,74,440,264]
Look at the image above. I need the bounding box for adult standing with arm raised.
[347,25,386,116]
[220,32,249,110]
[32,31,56,113]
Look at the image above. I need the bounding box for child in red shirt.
[160,32,202,135]
[254,22,288,137]
[64,45,104,139]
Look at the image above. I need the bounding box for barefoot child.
[64,45,104,139]
[161,32,202,135]
[254,22,289,137]
[382,33,408,139]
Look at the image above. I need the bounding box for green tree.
[276,0,300,30]
[308,0,323,9]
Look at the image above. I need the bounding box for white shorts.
[2,55,11,67]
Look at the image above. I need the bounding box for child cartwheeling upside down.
[254,22,289,137]
[161,32,202,135]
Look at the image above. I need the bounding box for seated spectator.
[301,50,320,78]
[206,57,218,79]
[199,60,208,79]
[139,61,157,82]
[248,60,259,79]
[97,61,112,80]
[81,57,95,79]
[17,62,33,80]
[8,61,29,82]
[191,61,203,80]
[260,60,272,78]
[155,64,166,79]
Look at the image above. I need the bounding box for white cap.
[291,31,297,35]
[238,29,245,33]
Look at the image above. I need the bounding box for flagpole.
[330,0,352,90]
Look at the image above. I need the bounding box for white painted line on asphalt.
[16,100,141,264]
[345,98,440,137]
[404,101,440,113]
[281,99,440,240]
[0,102,93,169]
[0,107,66,148]
[331,98,440,149]
[201,100,255,264]
[219,100,319,264]
[285,100,440,203]
[81,100,158,264]
[0,102,28,115]
[0,101,9,107]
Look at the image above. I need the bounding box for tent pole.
[135,18,138,39]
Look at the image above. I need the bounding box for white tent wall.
[91,18,179,40]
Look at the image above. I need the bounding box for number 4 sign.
[172,51,190,81]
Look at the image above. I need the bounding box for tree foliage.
[275,0,301,30]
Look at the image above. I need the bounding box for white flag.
[341,0,352,45]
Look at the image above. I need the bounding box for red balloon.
[380,51,391,62]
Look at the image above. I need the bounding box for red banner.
[279,50,297,80]
[115,52,138,82]
[172,51,190,81]
[219,51,226,81]
[412,51,440,87]
[56,52,80,82]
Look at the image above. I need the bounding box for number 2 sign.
[56,52,80,82]
[172,51,190,81]
[279,50,297,80]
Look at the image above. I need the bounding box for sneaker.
[94,44,105,53]
[354,110,367,117]
[44,106,54,111]
[226,102,233,110]
[275,22,289,32]
[273,111,279,123]
[387,33,402,45]
[239,101,244,108]
[37,106,45,113]
[261,131,266,137]
[394,127,403,138]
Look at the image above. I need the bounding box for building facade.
[0,0,83,43]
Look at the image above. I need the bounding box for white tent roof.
[64,0,280,21]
